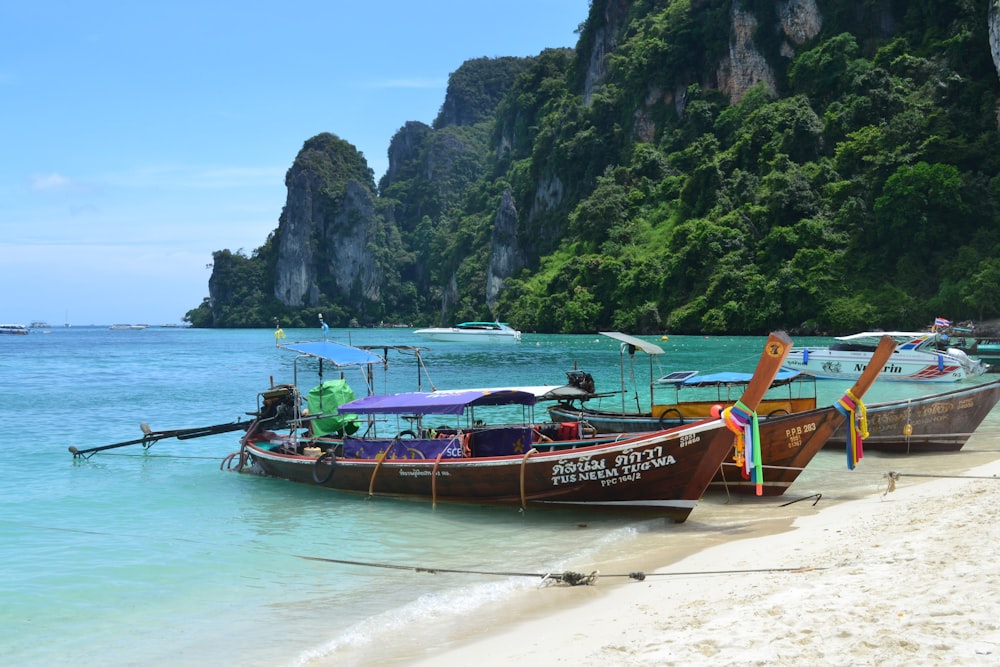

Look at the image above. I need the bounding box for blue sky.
[1,1,587,326]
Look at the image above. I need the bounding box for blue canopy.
[338,388,538,416]
[280,340,383,367]
[658,369,803,387]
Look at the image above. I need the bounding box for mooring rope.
[0,518,822,588]
[70,452,226,460]
[881,469,1000,496]
[293,553,823,585]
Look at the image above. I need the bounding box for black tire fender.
[312,450,336,484]
[657,408,684,429]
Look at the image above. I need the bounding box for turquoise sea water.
[3,327,998,666]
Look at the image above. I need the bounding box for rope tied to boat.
[723,400,764,496]
[834,389,868,470]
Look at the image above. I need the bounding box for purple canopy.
[337,388,537,416]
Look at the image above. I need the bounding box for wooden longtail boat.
[547,370,818,433]
[825,378,1000,453]
[710,335,896,496]
[546,332,817,433]
[234,332,793,521]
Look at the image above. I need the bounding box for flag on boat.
[934,317,951,328]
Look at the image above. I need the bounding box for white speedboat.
[413,321,521,344]
[0,324,29,335]
[782,331,986,382]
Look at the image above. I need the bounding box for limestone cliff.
[273,134,382,309]
[195,0,1000,332]
[486,189,526,310]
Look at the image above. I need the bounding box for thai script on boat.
[551,455,607,476]
[398,469,451,477]
[614,445,666,466]
[549,445,677,487]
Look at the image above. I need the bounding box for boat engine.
[946,347,987,375]
[566,370,596,395]
[258,384,301,427]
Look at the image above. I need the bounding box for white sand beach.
[411,456,1000,666]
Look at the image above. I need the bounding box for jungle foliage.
[193,0,1000,334]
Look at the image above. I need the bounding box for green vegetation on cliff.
[193,0,1000,334]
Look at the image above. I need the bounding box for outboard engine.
[566,370,596,395]
[947,347,986,375]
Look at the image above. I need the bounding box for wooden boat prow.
[712,334,896,496]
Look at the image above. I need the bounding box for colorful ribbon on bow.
[723,400,763,496]
[834,389,868,470]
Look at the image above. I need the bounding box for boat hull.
[243,419,737,523]
[412,330,520,344]
[826,379,1000,453]
[710,406,849,496]
[548,404,859,496]
[782,349,971,382]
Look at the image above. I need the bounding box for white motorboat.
[782,331,987,382]
[413,321,521,344]
[0,324,29,335]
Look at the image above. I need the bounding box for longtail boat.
[546,332,817,433]
[825,379,1000,453]
[711,335,896,496]
[232,332,793,521]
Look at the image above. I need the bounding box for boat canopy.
[834,331,930,340]
[455,321,508,330]
[599,331,665,355]
[338,388,538,416]
[460,384,594,400]
[280,341,384,367]
[657,369,804,387]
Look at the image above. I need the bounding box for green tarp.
[307,380,360,437]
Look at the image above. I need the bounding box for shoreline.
[401,453,1000,665]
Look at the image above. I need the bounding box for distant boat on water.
[413,321,522,344]
[0,324,29,335]
[109,324,150,331]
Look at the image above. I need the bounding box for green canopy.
[307,380,360,437]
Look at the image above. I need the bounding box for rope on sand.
[881,470,1000,496]
[296,553,603,586]
[294,554,823,586]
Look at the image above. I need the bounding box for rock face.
[273,134,381,309]
[382,121,431,187]
[486,189,527,310]
[717,0,821,104]
[583,0,630,106]
[991,1,1000,84]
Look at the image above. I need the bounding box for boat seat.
[342,436,463,460]
[468,427,533,457]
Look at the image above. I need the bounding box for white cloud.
[30,172,83,192]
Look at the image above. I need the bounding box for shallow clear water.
[2,327,997,666]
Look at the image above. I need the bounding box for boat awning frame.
[598,331,665,356]
[338,388,538,416]
[657,369,805,388]
[280,340,384,367]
